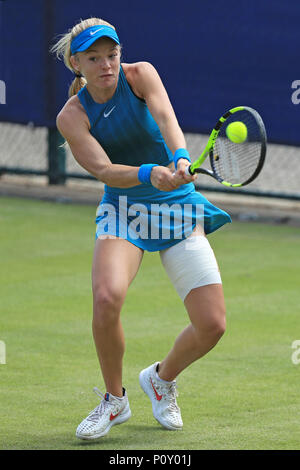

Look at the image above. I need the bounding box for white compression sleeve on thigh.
[160,235,222,301]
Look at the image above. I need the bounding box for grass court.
[0,196,299,450]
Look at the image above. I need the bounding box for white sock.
[155,370,175,384]
[111,394,124,401]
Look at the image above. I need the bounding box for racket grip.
[185,165,194,176]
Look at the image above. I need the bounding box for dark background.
[0,0,299,145]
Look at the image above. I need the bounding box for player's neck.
[86,82,118,104]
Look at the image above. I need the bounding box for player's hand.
[173,158,198,185]
[150,165,182,191]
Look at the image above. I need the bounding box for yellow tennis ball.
[226,121,248,143]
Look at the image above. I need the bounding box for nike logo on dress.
[110,411,121,421]
[150,378,163,401]
[104,106,116,118]
[90,28,105,35]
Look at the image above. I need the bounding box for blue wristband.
[173,148,191,169]
[138,164,159,184]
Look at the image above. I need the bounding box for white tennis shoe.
[139,362,183,430]
[76,387,131,440]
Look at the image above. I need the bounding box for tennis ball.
[226,121,248,143]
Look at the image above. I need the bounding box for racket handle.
[185,165,194,176]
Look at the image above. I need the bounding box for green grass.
[0,196,300,450]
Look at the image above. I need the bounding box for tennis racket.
[185,106,267,187]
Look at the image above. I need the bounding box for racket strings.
[212,110,264,185]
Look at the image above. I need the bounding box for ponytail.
[68,74,87,97]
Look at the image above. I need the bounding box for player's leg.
[139,284,225,431]
[92,237,143,397]
[157,283,226,381]
[139,229,225,430]
[76,237,143,440]
[158,230,225,380]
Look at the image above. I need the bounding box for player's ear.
[70,54,80,74]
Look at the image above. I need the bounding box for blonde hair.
[50,17,118,97]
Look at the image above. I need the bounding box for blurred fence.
[0,122,299,200]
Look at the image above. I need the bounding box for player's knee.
[213,315,226,339]
[93,286,125,327]
[204,317,225,342]
[194,309,226,345]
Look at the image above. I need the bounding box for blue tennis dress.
[77,65,231,251]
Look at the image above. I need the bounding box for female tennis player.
[52,17,231,440]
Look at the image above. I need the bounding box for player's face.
[75,38,121,90]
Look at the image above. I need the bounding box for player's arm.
[56,98,141,188]
[127,62,196,183]
[128,62,185,154]
[57,97,180,191]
